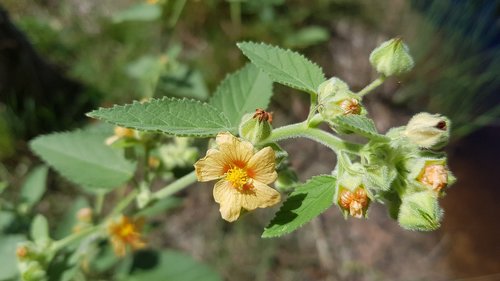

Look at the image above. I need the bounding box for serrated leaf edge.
[237,41,325,94]
[262,175,335,238]
[87,97,234,137]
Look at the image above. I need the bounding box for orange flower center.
[118,222,136,238]
[225,167,250,189]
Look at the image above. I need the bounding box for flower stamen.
[225,166,250,190]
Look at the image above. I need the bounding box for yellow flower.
[108,216,146,257]
[146,0,158,4]
[105,126,137,145]
[194,132,281,222]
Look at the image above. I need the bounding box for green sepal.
[397,190,443,231]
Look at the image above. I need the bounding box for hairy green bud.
[369,38,414,76]
[318,77,364,124]
[238,109,273,144]
[397,190,443,231]
[404,112,450,149]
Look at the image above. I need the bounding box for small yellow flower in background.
[146,0,158,5]
[194,132,281,222]
[105,126,137,146]
[108,216,146,257]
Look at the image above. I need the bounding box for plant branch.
[152,170,197,200]
[357,76,386,97]
[261,122,363,154]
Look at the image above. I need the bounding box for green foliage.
[125,250,222,281]
[0,234,25,280]
[53,197,89,239]
[20,166,49,210]
[262,176,336,238]
[30,130,136,191]
[88,98,233,137]
[31,214,49,245]
[333,115,388,141]
[284,26,329,49]
[126,55,166,99]
[112,3,162,23]
[237,42,326,94]
[209,64,273,127]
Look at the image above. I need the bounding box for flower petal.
[247,146,277,184]
[240,180,281,211]
[213,180,242,222]
[194,149,226,181]
[216,132,254,167]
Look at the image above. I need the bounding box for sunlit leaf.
[30,130,137,191]
[87,98,232,137]
[262,175,336,238]
[237,42,325,94]
[209,64,273,127]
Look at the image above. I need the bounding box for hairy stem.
[261,122,362,154]
[52,225,101,252]
[153,171,197,200]
[357,76,386,97]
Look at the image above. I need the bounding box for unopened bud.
[338,186,370,218]
[238,109,272,144]
[16,246,28,259]
[76,207,93,223]
[318,78,363,122]
[369,38,414,76]
[148,156,161,169]
[398,190,442,231]
[418,163,448,193]
[404,112,450,149]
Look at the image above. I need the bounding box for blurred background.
[1,0,499,280]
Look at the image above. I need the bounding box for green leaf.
[136,197,182,218]
[20,165,49,209]
[237,41,325,94]
[126,55,166,99]
[284,26,329,49]
[262,175,336,238]
[157,63,210,101]
[87,98,232,137]
[333,115,389,141]
[54,197,89,239]
[112,3,161,23]
[31,214,49,245]
[0,234,25,280]
[209,64,273,127]
[125,250,222,281]
[30,130,137,191]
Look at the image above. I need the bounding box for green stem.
[229,0,242,30]
[107,189,140,219]
[52,225,101,252]
[261,123,362,154]
[306,93,319,125]
[168,0,187,28]
[152,171,197,200]
[94,192,105,215]
[357,76,386,97]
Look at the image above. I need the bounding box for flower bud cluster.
[318,78,364,122]
[16,241,52,281]
[371,113,455,230]
[158,137,199,170]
